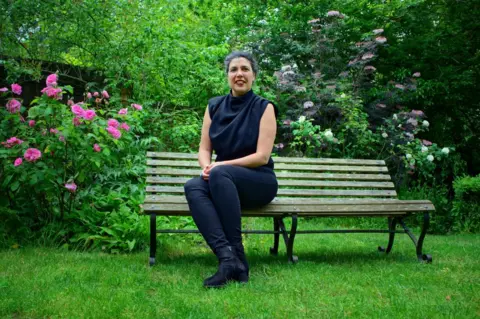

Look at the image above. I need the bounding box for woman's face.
[227,57,256,97]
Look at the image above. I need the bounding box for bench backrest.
[144,152,404,216]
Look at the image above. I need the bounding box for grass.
[0,218,479,319]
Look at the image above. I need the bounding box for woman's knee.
[209,165,234,184]
[184,177,208,200]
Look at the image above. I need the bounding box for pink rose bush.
[1,73,146,248]
[118,108,128,115]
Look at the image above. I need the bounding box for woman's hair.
[224,51,258,76]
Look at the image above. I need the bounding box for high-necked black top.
[208,90,278,169]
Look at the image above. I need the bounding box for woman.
[184,51,279,288]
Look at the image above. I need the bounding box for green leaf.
[63,85,74,94]
[10,181,20,191]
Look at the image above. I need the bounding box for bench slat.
[146,168,391,181]
[143,203,434,214]
[146,168,392,181]
[146,152,385,166]
[146,186,397,197]
[145,195,432,206]
[147,160,388,173]
[146,177,395,189]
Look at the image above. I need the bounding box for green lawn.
[1,219,479,318]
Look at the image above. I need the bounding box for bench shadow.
[153,248,414,267]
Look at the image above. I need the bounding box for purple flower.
[327,10,340,17]
[65,182,77,193]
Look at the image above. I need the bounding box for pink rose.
[2,137,24,148]
[24,148,42,162]
[50,128,59,134]
[118,108,128,115]
[14,158,23,167]
[46,74,58,87]
[29,120,36,127]
[120,123,130,131]
[6,99,21,113]
[93,92,99,97]
[41,86,62,99]
[83,109,96,120]
[67,99,74,106]
[102,90,109,99]
[413,72,421,78]
[106,126,122,139]
[0,87,8,92]
[71,104,85,117]
[93,143,101,152]
[107,119,119,128]
[73,117,81,126]
[59,135,65,142]
[65,182,77,193]
[11,84,22,95]
[283,119,292,126]
[131,103,143,110]
[86,92,92,99]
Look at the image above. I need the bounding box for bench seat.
[144,151,435,265]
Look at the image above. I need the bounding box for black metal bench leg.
[416,213,432,263]
[270,217,280,255]
[149,213,157,266]
[378,217,398,254]
[287,215,298,263]
[399,213,432,263]
[277,218,289,247]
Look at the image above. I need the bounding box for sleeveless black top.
[208,90,278,169]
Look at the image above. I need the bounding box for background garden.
[0,0,479,317]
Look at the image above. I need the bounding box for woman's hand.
[201,162,225,180]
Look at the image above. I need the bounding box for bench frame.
[144,152,434,266]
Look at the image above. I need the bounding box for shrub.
[0,75,155,251]
[452,175,480,233]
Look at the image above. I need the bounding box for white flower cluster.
[442,147,450,154]
[382,132,388,138]
[422,120,430,127]
[298,116,306,123]
[324,129,334,140]
[427,155,434,162]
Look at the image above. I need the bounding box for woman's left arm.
[206,103,277,171]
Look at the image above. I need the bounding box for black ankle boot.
[203,246,247,288]
[234,243,249,280]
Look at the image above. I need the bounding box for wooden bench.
[144,151,435,266]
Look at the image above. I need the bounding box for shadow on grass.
[152,246,416,268]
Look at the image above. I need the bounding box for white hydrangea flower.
[382,132,388,138]
[281,65,292,72]
[340,93,346,98]
[441,147,450,154]
[421,146,428,152]
[324,129,334,139]
[393,114,398,120]
[406,154,412,159]
[422,120,430,127]
[298,116,306,123]
[427,155,434,162]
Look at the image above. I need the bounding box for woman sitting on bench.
[184,51,279,288]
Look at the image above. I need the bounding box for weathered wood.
[146,151,385,166]
[146,186,397,197]
[146,168,391,181]
[146,176,395,189]
[142,203,434,214]
[147,160,388,173]
[145,194,432,206]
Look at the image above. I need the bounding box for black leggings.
[184,165,278,251]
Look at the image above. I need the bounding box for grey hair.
[224,51,259,76]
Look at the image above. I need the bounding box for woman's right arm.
[198,106,212,170]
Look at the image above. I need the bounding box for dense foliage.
[1,0,479,250]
